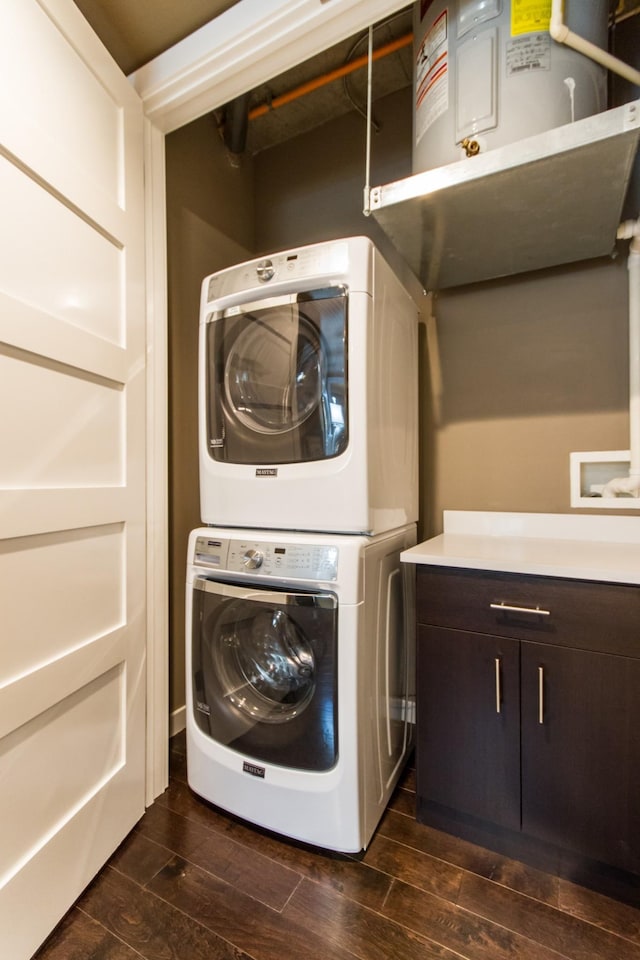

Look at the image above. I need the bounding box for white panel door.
[0,1,146,956]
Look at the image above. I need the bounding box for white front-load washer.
[185,522,416,853]
[198,236,423,535]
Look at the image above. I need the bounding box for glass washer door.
[206,286,348,465]
[192,577,339,772]
[216,599,316,724]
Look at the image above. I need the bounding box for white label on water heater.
[506,33,551,75]
[415,7,449,146]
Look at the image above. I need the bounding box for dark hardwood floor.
[34,732,640,960]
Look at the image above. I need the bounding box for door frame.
[137,0,407,803]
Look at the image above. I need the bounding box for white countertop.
[401,511,640,585]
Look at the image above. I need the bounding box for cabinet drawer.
[416,566,640,657]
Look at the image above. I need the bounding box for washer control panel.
[193,535,339,582]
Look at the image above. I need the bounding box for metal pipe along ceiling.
[248,32,413,122]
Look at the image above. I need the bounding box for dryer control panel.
[193,535,339,582]
[205,240,350,302]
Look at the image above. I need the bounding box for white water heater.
[413,0,609,173]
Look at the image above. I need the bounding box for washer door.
[192,578,338,771]
[205,286,347,464]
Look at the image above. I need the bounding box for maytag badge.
[256,468,277,477]
[243,761,265,778]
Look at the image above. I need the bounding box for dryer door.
[205,286,347,464]
[192,578,338,771]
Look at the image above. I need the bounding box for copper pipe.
[248,32,413,122]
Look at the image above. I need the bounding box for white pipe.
[363,24,373,216]
[628,235,640,477]
[602,224,640,499]
[549,0,640,87]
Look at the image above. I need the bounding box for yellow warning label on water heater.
[511,0,552,36]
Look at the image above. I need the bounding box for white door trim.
[130,0,408,133]
[140,0,401,801]
[144,118,170,804]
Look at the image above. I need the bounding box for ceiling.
[72,0,414,155]
[72,0,242,75]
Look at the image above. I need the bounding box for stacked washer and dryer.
[185,236,422,852]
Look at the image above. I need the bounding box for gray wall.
[423,258,630,536]
[254,89,412,254]
[166,113,254,715]
[166,87,634,717]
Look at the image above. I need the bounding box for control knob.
[256,259,274,282]
[242,548,264,570]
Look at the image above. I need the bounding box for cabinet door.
[417,626,521,829]
[521,643,640,872]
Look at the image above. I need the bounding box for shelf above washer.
[369,99,640,290]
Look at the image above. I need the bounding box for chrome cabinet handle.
[495,657,502,714]
[538,666,544,724]
[490,601,550,616]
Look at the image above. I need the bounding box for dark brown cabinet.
[416,565,640,879]
[418,625,521,830]
[520,642,640,871]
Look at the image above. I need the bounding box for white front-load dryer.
[198,236,423,535]
[185,522,416,853]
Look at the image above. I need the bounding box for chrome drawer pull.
[538,666,545,724]
[495,657,501,714]
[490,602,550,616]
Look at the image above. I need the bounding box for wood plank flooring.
[34,733,640,960]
